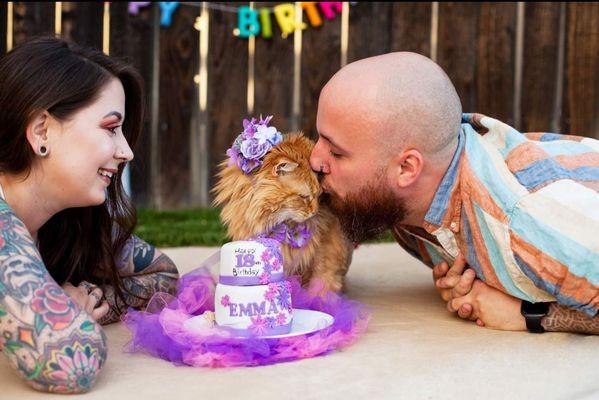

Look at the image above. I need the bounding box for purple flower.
[45,343,101,393]
[243,118,258,137]
[261,250,272,262]
[227,115,283,175]
[220,295,231,307]
[259,115,273,125]
[264,223,287,243]
[263,262,273,275]
[259,273,271,284]
[276,313,287,325]
[265,317,277,329]
[240,139,271,160]
[288,224,312,248]
[276,287,291,310]
[225,147,240,167]
[264,290,276,302]
[249,315,267,335]
[272,258,281,272]
[240,157,262,174]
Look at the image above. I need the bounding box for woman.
[0,37,179,393]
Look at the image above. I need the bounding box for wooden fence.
[1,2,598,209]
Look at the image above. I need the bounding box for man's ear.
[25,111,50,153]
[390,149,424,189]
[273,160,299,176]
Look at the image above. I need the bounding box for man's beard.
[321,171,408,243]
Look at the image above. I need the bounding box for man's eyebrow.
[319,132,348,153]
[103,111,123,121]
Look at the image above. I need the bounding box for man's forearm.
[542,303,599,335]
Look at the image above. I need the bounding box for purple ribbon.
[219,272,285,286]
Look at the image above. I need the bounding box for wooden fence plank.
[110,2,156,208]
[61,2,103,49]
[390,2,432,56]
[438,2,517,125]
[437,2,480,113]
[301,6,341,139]
[562,2,599,138]
[347,2,392,63]
[13,2,54,47]
[157,4,199,208]
[476,2,517,125]
[5,3,598,208]
[521,2,562,133]
[1,2,7,54]
[254,2,294,134]
[208,3,249,191]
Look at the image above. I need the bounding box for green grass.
[135,207,396,248]
[135,208,229,248]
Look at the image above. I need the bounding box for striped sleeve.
[508,180,599,317]
[391,227,437,269]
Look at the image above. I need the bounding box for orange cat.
[212,133,353,292]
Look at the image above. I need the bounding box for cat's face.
[253,133,321,225]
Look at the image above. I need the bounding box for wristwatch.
[520,301,550,333]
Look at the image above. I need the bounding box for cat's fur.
[212,133,353,292]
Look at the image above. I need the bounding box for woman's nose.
[116,135,134,162]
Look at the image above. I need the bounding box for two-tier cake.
[214,239,293,336]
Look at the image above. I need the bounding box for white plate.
[184,309,334,339]
[255,309,334,339]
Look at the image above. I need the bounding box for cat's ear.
[274,160,299,176]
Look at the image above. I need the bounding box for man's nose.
[309,142,328,174]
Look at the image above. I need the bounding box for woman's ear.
[25,111,50,156]
[273,160,299,176]
[390,149,424,189]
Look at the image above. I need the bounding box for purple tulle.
[123,267,371,368]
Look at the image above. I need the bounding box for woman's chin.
[87,190,107,206]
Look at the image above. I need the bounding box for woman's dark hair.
[0,36,145,315]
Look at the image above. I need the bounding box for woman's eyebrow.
[103,111,123,121]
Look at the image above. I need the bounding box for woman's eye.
[106,126,121,136]
[329,150,341,159]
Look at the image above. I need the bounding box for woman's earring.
[39,145,49,157]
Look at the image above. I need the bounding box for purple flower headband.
[226,115,283,174]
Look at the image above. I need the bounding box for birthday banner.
[127,2,352,39]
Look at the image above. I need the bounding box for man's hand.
[433,255,527,331]
[62,281,109,322]
[432,254,477,320]
[448,280,527,331]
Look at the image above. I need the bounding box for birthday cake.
[214,239,293,336]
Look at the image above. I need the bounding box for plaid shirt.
[392,113,599,316]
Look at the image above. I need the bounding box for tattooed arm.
[0,203,107,393]
[97,236,179,325]
[542,303,599,335]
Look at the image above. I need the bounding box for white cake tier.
[219,239,285,286]
[215,281,293,336]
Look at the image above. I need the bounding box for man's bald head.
[319,52,462,161]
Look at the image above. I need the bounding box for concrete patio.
[2,243,598,400]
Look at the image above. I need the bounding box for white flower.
[254,125,282,145]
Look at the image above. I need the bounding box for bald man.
[310,52,599,335]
